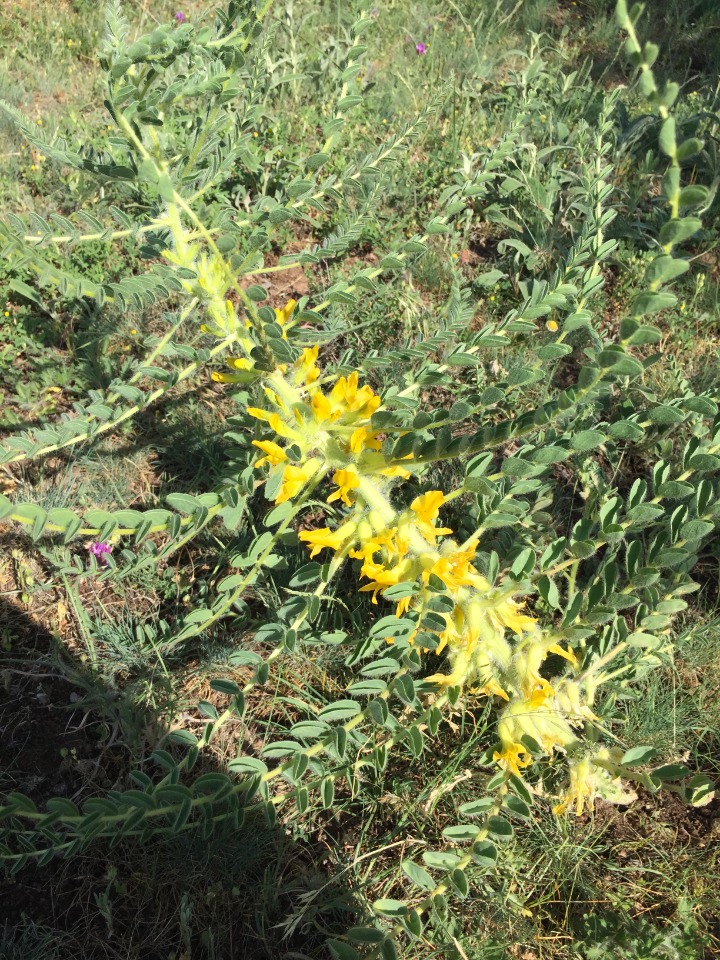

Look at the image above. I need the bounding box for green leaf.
[679,519,714,541]
[321,776,335,808]
[289,562,322,588]
[246,284,268,302]
[373,899,408,917]
[503,794,530,818]
[369,616,417,641]
[678,185,709,207]
[676,138,704,161]
[168,730,199,747]
[571,429,606,452]
[347,679,387,696]
[450,868,469,898]
[402,860,436,891]
[659,116,676,157]
[648,405,685,425]
[383,581,420,600]
[608,420,645,441]
[327,940,361,960]
[423,850,461,870]
[210,679,240,696]
[8,278,42,306]
[172,797,193,833]
[486,815,513,838]
[645,255,689,288]
[290,720,329,739]
[631,291,677,316]
[380,940,399,960]
[228,756,268,776]
[458,797,494,817]
[530,445,569,464]
[685,774,715,807]
[659,217,702,248]
[347,927,385,944]
[471,839,497,868]
[657,480,693,499]
[627,503,664,524]
[442,824,477,842]
[318,700,361,722]
[620,745,657,767]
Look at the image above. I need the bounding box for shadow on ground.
[0,593,362,960]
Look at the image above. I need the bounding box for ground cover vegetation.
[0,0,719,957]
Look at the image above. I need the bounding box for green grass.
[0,0,719,957]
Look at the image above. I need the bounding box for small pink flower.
[415,42,428,55]
[88,542,113,565]
[175,11,186,23]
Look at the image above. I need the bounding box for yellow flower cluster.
[219,301,616,807]
[553,749,637,816]
[247,340,409,504]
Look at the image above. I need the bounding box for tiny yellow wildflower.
[299,521,357,558]
[327,467,361,507]
[252,439,287,468]
[546,319,559,332]
[276,461,318,504]
[493,742,532,777]
[410,491,453,541]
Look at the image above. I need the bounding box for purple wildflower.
[174,11,186,23]
[88,541,113,565]
[415,42,428,55]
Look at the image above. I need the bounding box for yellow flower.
[358,450,412,481]
[498,697,577,758]
[493,742,533,777]
[246,407,301,442]
[349,425,382,454]
[546,319,559,332]
[377,462,412,479]
[358,557,415,604]
[327,467,361,506]
[423,542,486,593]
[350,527,403,568]
[512,633,576,699]
[329,372,381,419]
[293,345,321,387]
[492,597,538,636]
[275,298,297,325]
[527,677,555,708]
[410,490,453,541]
[476,677,509,700]
[276,461,319,503]
[299,521,357,558]
[554,752,637,816]
[311,390,340,424]
[213,357,256,383]
[252,439,287,468]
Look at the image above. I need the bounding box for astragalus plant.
[0,1,716,955]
